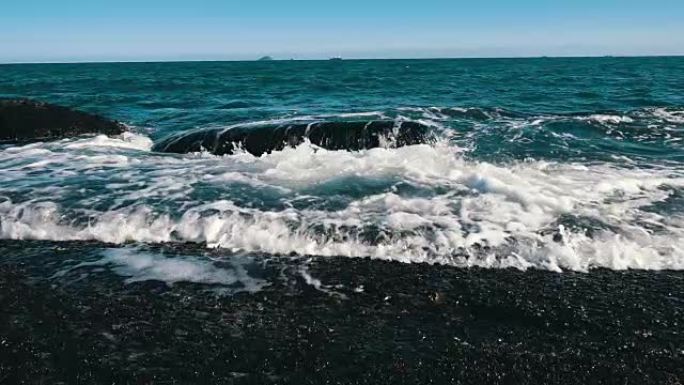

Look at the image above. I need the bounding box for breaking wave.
[1,115,683,272]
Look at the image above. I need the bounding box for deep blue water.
[1,57,683,271]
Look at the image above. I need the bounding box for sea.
[0,57,682,383]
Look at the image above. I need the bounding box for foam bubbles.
[64,248,267,291]
[583,114,635,125]
[63,132,154,151]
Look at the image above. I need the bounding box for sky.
[1,0,683,63]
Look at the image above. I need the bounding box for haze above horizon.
[2,0,683,63]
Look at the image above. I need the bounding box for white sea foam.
[299,265,347,298]
[582,114,634,125]
[1,134,683,272]
[63,132,154,151]
[62,248,267,291]
[651,108,684,124]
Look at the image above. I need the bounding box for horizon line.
[2,53,683,66]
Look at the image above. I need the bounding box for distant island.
[258,56,274,61]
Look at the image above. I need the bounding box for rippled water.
[1,57,684,272]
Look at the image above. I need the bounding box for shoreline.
[1,240,681,383]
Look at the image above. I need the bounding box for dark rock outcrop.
[0,99,126,143]
[153,120,432,156]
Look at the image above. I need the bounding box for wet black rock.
[153,120,432,156]
[0,99,126,143]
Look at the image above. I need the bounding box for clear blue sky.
[1,0,683,63]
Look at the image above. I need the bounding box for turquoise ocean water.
[1,57,684,271]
